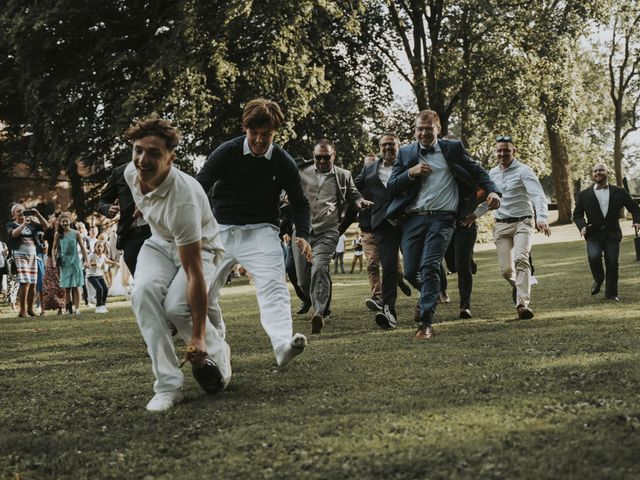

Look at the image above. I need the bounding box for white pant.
[132,236,228,393]
[493,218,534,307]
[211,225,293,355]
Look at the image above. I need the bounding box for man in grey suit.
[293,139,372,334]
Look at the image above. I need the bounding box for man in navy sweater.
[196,98,312,367]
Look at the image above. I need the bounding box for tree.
[607,1,640,185]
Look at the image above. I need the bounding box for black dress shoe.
[459,308,472,319]
[296,302,312,315]
[605,295,621,301]
[192,358,225,394]
[397,279,412,297]
[591,281,603,295]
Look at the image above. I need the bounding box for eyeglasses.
[495,135,512,143]
[314,154,332,161]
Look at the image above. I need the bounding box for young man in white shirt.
[124,116,231,412]
[464,136,550,319]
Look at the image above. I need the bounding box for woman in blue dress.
[52,212,88,314]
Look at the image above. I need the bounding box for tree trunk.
[612,105,624,186]
[545,117,573,224]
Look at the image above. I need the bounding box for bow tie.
[596,184,609,190]
[420,146,435,155]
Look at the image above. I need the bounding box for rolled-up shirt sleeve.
[522,169,548,222]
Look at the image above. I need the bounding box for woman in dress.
[42,216,66,314]
[52,212,88,314]
[5,203,49,317]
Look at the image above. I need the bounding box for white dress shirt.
[593,184,610,217]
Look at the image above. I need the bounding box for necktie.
[420,146,435,156]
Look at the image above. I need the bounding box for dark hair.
[124,114,182,150]
[57,212,72,236]
[416,110,441,129]
[242,98,285,131]
[315,138,335,151]
[379,132,400,142]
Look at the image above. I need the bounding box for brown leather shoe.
[516,305,534,320]
[414,325,434,340]
[311,312,324,334]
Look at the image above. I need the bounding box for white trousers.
[132,236,228,393]
[210,225,293,354]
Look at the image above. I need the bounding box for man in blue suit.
[387,110,501,339]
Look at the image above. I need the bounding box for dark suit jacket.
[386,139,500,220]
[97,163,143,250]
[572,184,640,241]
[354,158,394,230]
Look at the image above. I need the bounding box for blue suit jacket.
[386,139,500,220]
[354,158,394,230]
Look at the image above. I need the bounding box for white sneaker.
[95,306,108,313]
[276,333,307,367]
[146,389,184,412]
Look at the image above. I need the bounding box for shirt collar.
[315,165,335,175]
[134,166,176,198]
[594,183,609,191]
[243,137,274,160]
[499,158,520,171]
[419,141,441,153]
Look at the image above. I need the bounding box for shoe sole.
[374,312,391,329]
[365,299,383,312]
[192,359,226,394]
[517,309,534,320]
[459,310,472,319]
[311,314,324,334]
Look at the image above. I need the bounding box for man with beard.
[354,132,411,329]
[572,162,640,301]
[468,136,549,319]
[293,139,372,334]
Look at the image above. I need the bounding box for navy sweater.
[196,136,311,239]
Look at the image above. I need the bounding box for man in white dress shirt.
[124,116,231,412]
[572,163,640,300]
[464,135,550,319]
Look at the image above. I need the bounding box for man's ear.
[169,151,177,163]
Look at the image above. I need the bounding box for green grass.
[1,238,639,479]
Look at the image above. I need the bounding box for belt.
[495,216,532,224]
[414,210,455,216]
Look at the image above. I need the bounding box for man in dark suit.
[572,162,640,301]
[387,110,501,339]
[97,163,151,276]
[355,132,410,329]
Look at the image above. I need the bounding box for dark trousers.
[87,276,109,306]
[121,227,151,277]
[333,252,344,274]
[402,213,456,326]
[443,224,477,308]
[285,242,308,303]
[373,221,403,312]
[586,233,620,297]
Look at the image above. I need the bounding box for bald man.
[573,163,640,301]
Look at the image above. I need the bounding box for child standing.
[87,241,117,313]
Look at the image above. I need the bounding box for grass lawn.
[1,238,639,479]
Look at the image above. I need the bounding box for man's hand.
[282,233,291,243]
[460,213,476,228]
[183,337,207,367]
[108,199,120,218]
[537,221,551,236]
[295,237,313,263]
[132,205,143,219]
[357,199,374,210]
[408,163,432,178]
[580,226,587,237]
[633,223,640,232]
[486,192,501,210]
